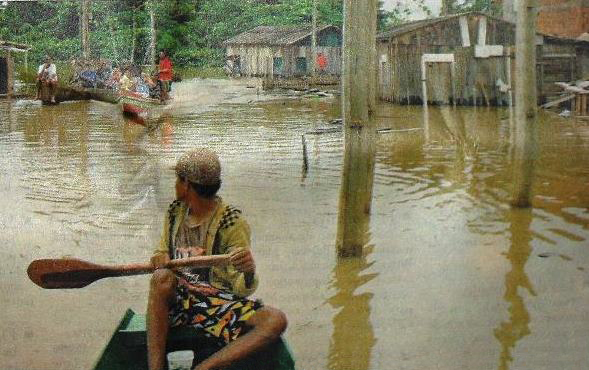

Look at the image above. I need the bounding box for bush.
[172,48,225,68]
[175,66,227,79]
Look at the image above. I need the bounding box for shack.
[0,40,30,97]
[223,25,342,78]
[377,12,589,106]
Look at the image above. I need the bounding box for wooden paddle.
[27,254,230,289]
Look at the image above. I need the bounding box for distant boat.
[72,86,120,104]
[93,308,296,370]
[38,83,120,105]
[119,91,170,122]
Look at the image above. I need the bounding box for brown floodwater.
[1,79,588,370]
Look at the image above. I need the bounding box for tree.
[447,0,501,16]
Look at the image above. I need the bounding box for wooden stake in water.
[80,0,91,60]
[311,0,318,79]
[148,1,157,68]
[336,0,378,257]
[301,134,309,173]
[511,0,538,208]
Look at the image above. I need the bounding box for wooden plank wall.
[378,42,511,105]
[226,45,341,78]
[376,14,584,106]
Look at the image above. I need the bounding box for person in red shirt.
[316,53,328,74]
[158,50,173,101]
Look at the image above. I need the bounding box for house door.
[295,57,307,76]
[273,57,284,76]
[426,62,452,105]
[421,54,455,106]
[0,57,7,95]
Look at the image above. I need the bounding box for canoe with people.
[27,148,294,370]
[119,50,175,121]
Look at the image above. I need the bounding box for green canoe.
[94,309,296,370]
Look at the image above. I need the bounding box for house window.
[273,57,284,75]
[0,57,7,95]
[296,57,307,74]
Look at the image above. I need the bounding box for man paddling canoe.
[147,148,287,370]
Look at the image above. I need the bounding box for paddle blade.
[27,258,111,289]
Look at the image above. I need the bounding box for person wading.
[147,148,287,370]
[157,50,173,102]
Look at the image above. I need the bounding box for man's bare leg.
[193,306,287,370]
[147,269,177,370]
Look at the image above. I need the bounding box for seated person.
[142,73,161,99]
[106,68,122,90]
[147,148,288,370]
[36,56,58,103]
[119,70,134,92]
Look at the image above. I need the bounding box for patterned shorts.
[169,278,263,346]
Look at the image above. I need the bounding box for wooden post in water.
[130,14,137,64]
[148,0,157,68]
[311,0,318,79]
[511,0,538,208]
[336,0,378,257]
[80,0,91,60]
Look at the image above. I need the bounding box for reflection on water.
[327,250,378,370]
[494,208,536,370]
[329,212,376,370]
[1,80,588,369]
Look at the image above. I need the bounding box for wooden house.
[223,25,342,78]
[0,40,30,97]
[376,12,589,106]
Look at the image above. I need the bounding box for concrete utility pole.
[511,0,538,208]
[80,0,91,60]
[336,0,378,257]
[311,0,318,78]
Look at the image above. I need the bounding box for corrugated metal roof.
[376,12,513,41]
[223,24,339,46]
[376,12,589,46]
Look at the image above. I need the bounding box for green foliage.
[173,48,225,67]
[444,0,501,16]
[381,0,432,28]
[0,0,430,70]
[175,66,227,79]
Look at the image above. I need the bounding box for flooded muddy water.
[1,79,588,370]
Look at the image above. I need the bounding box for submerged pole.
[301,134,309,173]
[311,0,318,78]
[336,0,378,257]
[511,0,538,208]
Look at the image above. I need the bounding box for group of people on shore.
[36,51,174,103]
